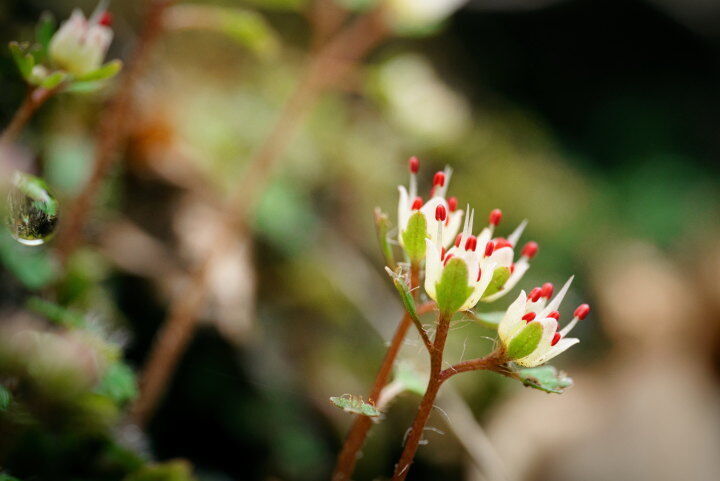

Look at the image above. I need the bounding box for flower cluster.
[395,156,589,366]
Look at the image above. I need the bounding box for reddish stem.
[0,87,56,147]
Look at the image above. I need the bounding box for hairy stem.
[54,0,176,261]
[0,87,56,147]
[132,7,389,428]
[391,311,452,481]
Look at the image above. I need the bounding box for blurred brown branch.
[131,4,390,427]
[0,87,57,147]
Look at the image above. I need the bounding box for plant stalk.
[0,87,56,147]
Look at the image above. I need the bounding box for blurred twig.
[0,87,57,147]
[131,5,390,427]
[54,0,177,261]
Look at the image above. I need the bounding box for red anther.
[448,197,458,212]
[548,311,560,320]
[477,268,482,281]
[441,247,447,260]
[433,171,445,187]
[484,241,495,257]
[551,332,562,346]
[494,237,513,249]
[443,254,454,266]
[521,241,539,259]
[464,235,477,251]
[541,282,554,299]
[408,156,420,173]
[574,304,591,320]
[435,205,447,221]
[510,263,516,274]
[454,234,462,247]
[522,312,536,322]
[99,11,113,27]
[489,208,502,226]
[411,197,423,210]
[529,287,542,302]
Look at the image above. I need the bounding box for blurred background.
[1,0,720,480]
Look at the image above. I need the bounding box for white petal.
[539,276,574,319]
[397,185,410,244]
[486,246,514,268]
[482,257,529,302]
[462,260,495,310]
[507,220,528,247]
[424,238,443,301]
[536,337,579,365]
[476,227,492,252]
[498,291,527,344]
[443,209,464,249]
[421,197,450,246]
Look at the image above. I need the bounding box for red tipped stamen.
[99,11,113,27]
[433,171,445,187]
[529,287,542,302]
[454,234,462,247]
[464,235,477,251]
[522,312,536,322]
[484,241,495,257]
[435,205,447,222]
[448,197,458,212]
[551,332,561,346]
[548,311,560,320]
[521,241,539,259]
[411,197,423,210]
[408,156,420,174]
[493,237,513,249]
[541,282,554,299]
[574,304,591,320]
[489,208,502,226]
[443,254,454,266]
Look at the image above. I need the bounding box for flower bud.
[49,8,113,76]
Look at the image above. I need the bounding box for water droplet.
[5,172,59,246]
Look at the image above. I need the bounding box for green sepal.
[0,385,12,411]
[385,267,420,324]
[40,71,67,89]
[506,322,543,360]
[374,208,396,269]
[74,59,123,82]
[481,266,511,299]
[9,42,35,81]
[467,310,504,330]
[35,12,56,62]
[435,257,473,315]
[330,395,380,417]
[401,211,427,262]
[516,366,573,394]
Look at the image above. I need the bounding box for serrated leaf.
[435,257,473,315]
[0,385,12,411]
[506,322,542,360]
[516,366,573,394]
[330,395,380,417]
[74,59,123,82]
[401,211,427,263]
[26,297,86,328]
[467,310,504,330]
[374,208,395,269]
[95,362,138,404]
[482,266,511,299]
[9,42,35,80]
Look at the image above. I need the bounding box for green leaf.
[481,266,511,299]
[394,362,426,396]
[9,42,35,81]
[386,266,420,324]
[35,11,56,61]
[516,366,573,394]
[26,297,86,328]
[330,395,380,417]
[40,71,67,89]
[401,211,427,263]
[374,208,395,269]
[0,385,12,411]
[74,59,123,82]
[95,362,138,404]
[434,257,473,315]
[0,231,57,289]
[0,474,22,481]
[467,310,504,330]
[506,322,543,360]
[124,461,197,481]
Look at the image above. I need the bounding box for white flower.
[498,277,590,367]
[49,4,113,77]
[424,207,515,311]
[387,0,468,32]
[397,157,463,251]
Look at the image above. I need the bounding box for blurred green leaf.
[330,395,380,417]
[466,310,504,330]
[516,366,573,394]
[374,208,395,269]
[394,362,426,396]
[125,460,197,481]
[9,41,35,81]
[95,362,138,405]
[0,231,57,289]
[35,11,56,62]
[74,59,123,82]
[0,385,12,411]
[26,297,86,328]
[401,211,427,263]
[40,71,67,89]
[0,474,21,481]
